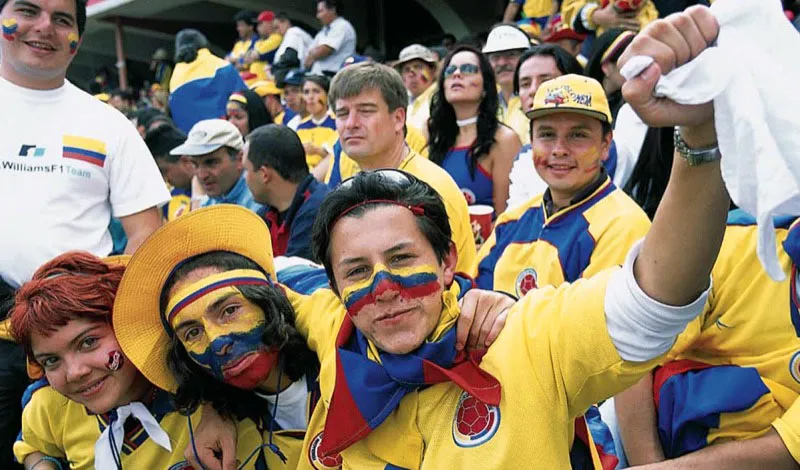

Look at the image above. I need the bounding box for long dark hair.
[161,252,318,423]
[427,45,499,178]
[233,88,274,134]
[622,127,674,219]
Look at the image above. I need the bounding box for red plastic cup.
[469,205,494,246]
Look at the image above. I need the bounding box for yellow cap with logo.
[529,74,613,124]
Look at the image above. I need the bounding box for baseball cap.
[542,16,588,43]
[394,44,438,68]
[282,68,306,87]
[250,80,281,97]
[257,11,275,23]
[529,74,612,124]
[170,119,244,156]
[344,54,370,67]
[482,24,531,54]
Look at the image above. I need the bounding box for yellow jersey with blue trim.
[295,113,339,169]
[14,385,200,469]
[497,94,530,146]
[248,33,284,80]
[13,382,315,469]
[561,0,658,36]
[473,177,650,297]
[286,267,659,469]
[654,212,800,460]
[229,36,258,69]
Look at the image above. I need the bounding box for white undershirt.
[254,376,309,431]
[605,240,712,362]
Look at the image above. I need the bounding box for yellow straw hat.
[25,254,132,380]
[113,205,276,393]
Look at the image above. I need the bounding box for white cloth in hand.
[619,0,800,280]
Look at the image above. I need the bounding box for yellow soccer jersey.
[295,113,339,169]
[407,84,437,135]
[248,33,284,80]
[229,37,256,69]
[660,214,800,459]
[285,268,658,469]
[497,95,530,146]
[474,178,650,297]
[561,0,658,36]
[521,0,556,19]
[14,385,200,469]
[14,383,311,470]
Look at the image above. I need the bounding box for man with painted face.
[263,7,733,468]
[471,74,651,469]
[0,0,169,466]
[507,43,585,208]
[113,204,512,470]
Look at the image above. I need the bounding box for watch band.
[673,127,721,166]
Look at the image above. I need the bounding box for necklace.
[456,116,478,127]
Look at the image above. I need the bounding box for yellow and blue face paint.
[340,264,441,317]
[68,32,79,55]
[167,269,279,390]
[2,18,18,41]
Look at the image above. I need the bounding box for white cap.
[395,44,438,67]
[170,119,244,156]
[482,24,531,54]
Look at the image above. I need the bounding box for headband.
[330,199,425,230]
[228,93,248,105]
[164,269,271,329]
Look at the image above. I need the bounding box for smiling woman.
[7,252,208,470]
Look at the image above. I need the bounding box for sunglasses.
[339,168,416,190]
[443,63,480,78]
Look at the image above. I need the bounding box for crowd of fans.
[2,0,800,469]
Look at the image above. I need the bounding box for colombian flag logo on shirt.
[62,135,107,167]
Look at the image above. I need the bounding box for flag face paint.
[68,32,79,54]
[340,264,441,317]
[106,350,124,371]
[188,326,279,389]
[1,18,18,41]
[169,285,278,389]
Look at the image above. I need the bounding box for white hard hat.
[482,24,531,54]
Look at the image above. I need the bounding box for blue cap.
[283,68,306,87]
[343,54,370,67]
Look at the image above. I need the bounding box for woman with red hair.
[8,251,236,470]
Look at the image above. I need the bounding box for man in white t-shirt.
[303,0,356,77]
[273,12,313,67]
[0,0,170,465]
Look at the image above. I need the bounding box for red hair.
[10,251,125,356]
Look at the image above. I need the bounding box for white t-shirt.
[309,16,356,75]
[0,77,170,287]
[611,103,649,190]
[254,376,309,431]
[275,26,313,64]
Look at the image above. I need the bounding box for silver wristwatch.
[673,127,721,166]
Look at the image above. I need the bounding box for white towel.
[619,0,800,281]
[94,402,173,469]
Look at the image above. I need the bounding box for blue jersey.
[441,146,493,207]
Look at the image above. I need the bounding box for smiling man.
[0,0,169,465]
[474,74,650,296]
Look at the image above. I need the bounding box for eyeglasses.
[443,63,480,78]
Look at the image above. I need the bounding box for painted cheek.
[533,149,548,168]
[68,32,79,55]
[341,265,441,318]
[1,18,18,41]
